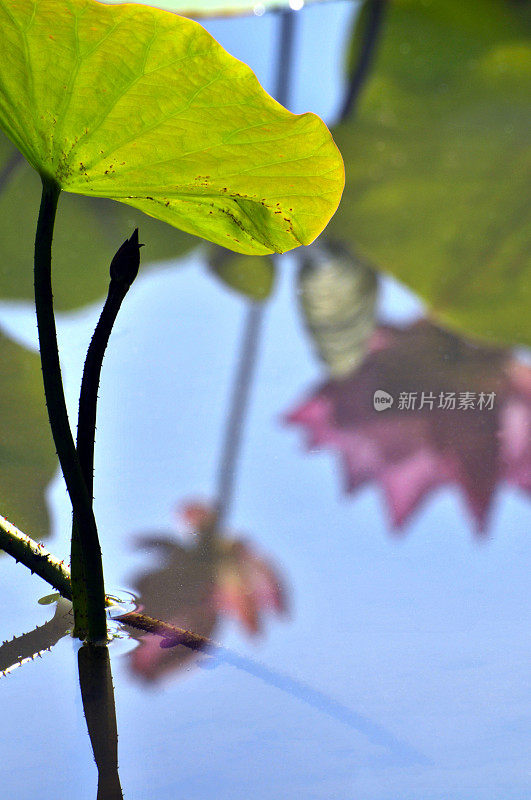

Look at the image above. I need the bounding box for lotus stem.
[34,176,107,643]
[0,514,72,598]
[71,229,142,639]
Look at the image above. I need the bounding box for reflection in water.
[0,597,72,676]
[216,303,264,528]
[297,240,378,377]
[124,503,286,683]
[0,601,123,796]
[122,506,427,764]
[215,8,297,529]
[286,320,531,533]
[78,644,123,800]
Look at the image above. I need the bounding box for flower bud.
[109,228,143,286]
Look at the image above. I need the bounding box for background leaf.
[296,240,377,377]
[330,0,531,346]
[0,328,57,540]
[0,131,195,310]
[208,246,275,301]
[0,0,343,256]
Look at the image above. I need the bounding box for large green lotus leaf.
[330,0,531,347]
[0,0,344,256]
[0,132,195,310]
[0,328,57,540]
[102,0,330,19]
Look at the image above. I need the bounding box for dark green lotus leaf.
[330,0,531,347]
[0,328,57,540]
[208,246,276,300]
[0,132,195,310]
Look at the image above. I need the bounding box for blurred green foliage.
[208,247,276,301]
[331,0,531,346]
[0,328,57,539]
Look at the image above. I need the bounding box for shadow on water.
[0,596,72,675]
[119,509,428,767]
[0,586,428,775]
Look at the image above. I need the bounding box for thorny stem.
[76,281,128,496]
[0,518,425,763]
[72,230,141,636]
[78,645,124,800]
[0,517,425,764]
[34,176,107,643]
[76,229,141,498]
[0,514,72,599]
[0,597,73,676]
[0,511,206,647]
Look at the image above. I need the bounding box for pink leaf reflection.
[125,503,287,683]
[285,321,531,533]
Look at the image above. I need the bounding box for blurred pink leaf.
[285,321,531,533]
[126,503,287,682]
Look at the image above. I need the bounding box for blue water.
[0,3,529,799]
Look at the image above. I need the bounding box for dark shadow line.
[338,0,388,122]
[0,598,72,675]
[215,648,430,766]
[215,10,297,527]
[119,611,428,766]
[215,302,264,526]
[0,150,23,195]
[275,8,297,109]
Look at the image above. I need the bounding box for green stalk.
[0,513,72,599]
[34,176,107,643]
[0,513,208,648]
[76,229,141,497]
[70,519,89,638]
[72,229,141,637]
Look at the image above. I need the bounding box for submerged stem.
[34,176,107,643]
[78,644,124,800]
